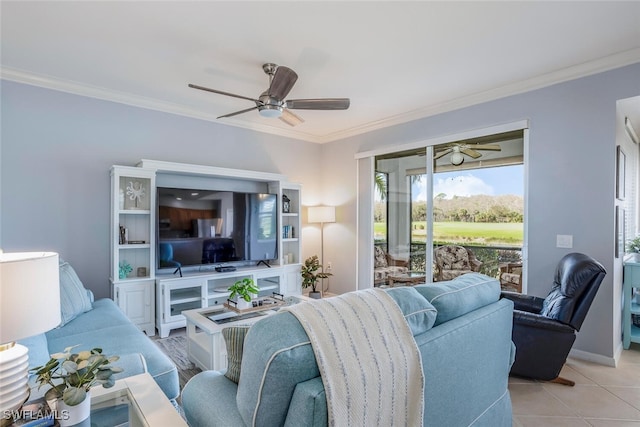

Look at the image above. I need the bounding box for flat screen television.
[157,187,278,272]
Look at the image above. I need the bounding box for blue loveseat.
[182,273,515,426]
[19,259,179,403]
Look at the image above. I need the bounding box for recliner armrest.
[513,310,576,333]
[501,292,544,313]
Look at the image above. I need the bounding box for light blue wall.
[0,81,323,298]
[322,62,640,360]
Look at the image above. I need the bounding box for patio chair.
[433,245,482,281]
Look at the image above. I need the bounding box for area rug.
[153,335,202,389]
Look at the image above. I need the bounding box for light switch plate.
[556,234,573,248]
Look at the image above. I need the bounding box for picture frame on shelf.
[616,145,626,201]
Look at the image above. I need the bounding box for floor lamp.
[0,252,60,424]
[308,206,336,294]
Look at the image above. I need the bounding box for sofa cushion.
[222,325,251,384]
[385,287,437,335]
[58,259,93,327]
[413,273,500,325]
[46,298,179,401]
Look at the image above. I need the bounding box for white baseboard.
[568,346,620,368]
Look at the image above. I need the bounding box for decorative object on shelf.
[282,194,291,213]
[126,180,146,209]
[616,145,626,201]
[31,345,121,426]
[228,278,260,310]
[137,267,147,277]
[627,235,640,253]
[307,206,336,294]
[119,225,128,244]
[119,261,132,279]
[0,252,61,422]
[301,255,332,299]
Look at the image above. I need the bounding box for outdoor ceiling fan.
[434,143,502,165]
[188,63,350,126]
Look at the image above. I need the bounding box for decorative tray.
[224,292,287,314]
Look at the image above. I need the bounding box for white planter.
[57,391,91,426]
[236,298,252,310]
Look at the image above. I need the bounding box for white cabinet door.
[115,280,155,336]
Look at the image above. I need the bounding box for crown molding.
[324,48,640,143]
[2,48,639,144]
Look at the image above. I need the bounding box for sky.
[412,164,524,201]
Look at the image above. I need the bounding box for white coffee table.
[183,296,308,371]
[90,372,187,427]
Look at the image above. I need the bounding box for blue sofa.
[20,260,179,403]
[182,273,515,426]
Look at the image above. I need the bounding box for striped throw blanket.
[283,288,424,427]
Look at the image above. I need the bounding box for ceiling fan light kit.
[450,151,465,165]
[189,63,350,126]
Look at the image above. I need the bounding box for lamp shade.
[308,206,336,224]
[0,252,61,344]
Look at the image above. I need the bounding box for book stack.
[282,225,295,239]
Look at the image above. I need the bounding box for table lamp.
[0,252,60,421]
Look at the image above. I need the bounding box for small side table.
[387,271,426,287]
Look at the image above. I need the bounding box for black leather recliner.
[501,252,606,385]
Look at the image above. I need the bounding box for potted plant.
[301,255,332,299]
[228,277,260,310]
[31,345,121,426]
[627,235,640,253]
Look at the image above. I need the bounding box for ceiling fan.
[188,63,350,126]
[434,143,501,165]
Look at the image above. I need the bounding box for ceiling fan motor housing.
[258,92,284,117]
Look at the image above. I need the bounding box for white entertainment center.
[110,160,302,337]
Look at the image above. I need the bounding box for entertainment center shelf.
[156,266,289,337]
[109,160,302,337]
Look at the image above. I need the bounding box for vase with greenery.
[301,255,332,298]
[627,235,640,254]
[32,346,121,425]
[228,278,260,309]
[118,261,132,279]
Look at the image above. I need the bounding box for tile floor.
[510,343,640,426]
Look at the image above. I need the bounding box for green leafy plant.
[301,255,332,293]
[628,235,640,253]
[31,345,122,406]
[118,261,132,279]
[228,278,260,302]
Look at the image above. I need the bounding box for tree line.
[375,194,524,223]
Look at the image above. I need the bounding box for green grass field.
[375,221,523,245]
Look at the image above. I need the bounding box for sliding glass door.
[374,130,525,289]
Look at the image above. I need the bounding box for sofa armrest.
[284,377,327,427]
[513,311,575,333]
[501,292,545,313]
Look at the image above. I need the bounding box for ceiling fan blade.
[189,84,260,103]
[460,148,482,159]
[473,144,502,151]
[279,108,305,127]
[433,149,453,160]
[268,66,298,100]
[217,106,258,119]
[286,98,350,110]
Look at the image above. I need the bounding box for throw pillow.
[222,325,251,383]
[58,259,93,327]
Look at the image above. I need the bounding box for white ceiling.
[1,1,639,144]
